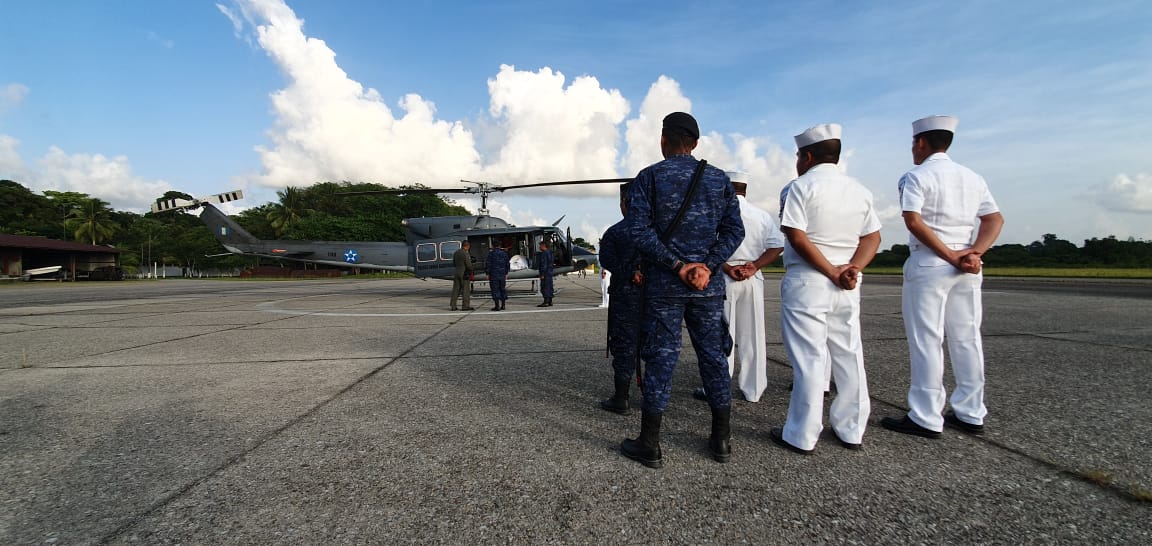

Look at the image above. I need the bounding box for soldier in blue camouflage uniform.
[620,112,745,468]
[536,242,555,307]
[485,241,511,311]
[598,183,643,415]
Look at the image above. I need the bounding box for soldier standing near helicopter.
[598,182,643,414]
[621,112,744,468]
[536,241,555,307]
[450,241,475,311]
[486,241,511,311]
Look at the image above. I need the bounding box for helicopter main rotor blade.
[499,178,633,191]
[336,177,631,197]
[338,188,471,197]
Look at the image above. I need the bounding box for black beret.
[662,112,699,139]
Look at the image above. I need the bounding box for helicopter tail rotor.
[152,190,244,213]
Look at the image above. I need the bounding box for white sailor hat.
[912,115,959,136]
[724,170,750,184]
[794,123,842,148]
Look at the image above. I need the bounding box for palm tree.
[266,186,313,237]
[68,197,118,245]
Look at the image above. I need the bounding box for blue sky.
[1,0,1150,248]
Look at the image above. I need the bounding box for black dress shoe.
[880,415,942,439]
[769,427,813,455]
[832,430,862,450]
[462,307,475,311]
[692,387,708,401]
[944,411,985,435]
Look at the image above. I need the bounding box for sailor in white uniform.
[771,123,882,454]
[598,257,611,308]
[881,115,1004,438]
[716,171,784,402]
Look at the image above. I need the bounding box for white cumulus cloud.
[229,1,795,210]
[1095,172,1152,213]
[1,83,29,115]
[622,76,691,177]
[31,147,172,210]
[1,134,170,212]
[1,83,171,211]
[482,65,629,184]
[0,135,27,175]
[231,0,480,189]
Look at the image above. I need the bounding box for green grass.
[763,267,1152,279]
[977,267,1152,278]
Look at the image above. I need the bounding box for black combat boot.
[491,301,501,311]
[599,377,631,414]
[537,299,548,307]
[621,411,663,468]
[709,407,731,463]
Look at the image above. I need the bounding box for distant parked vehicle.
[88,266,126,281]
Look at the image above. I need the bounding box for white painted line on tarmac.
[255,301,607,317]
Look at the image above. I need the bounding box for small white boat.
[24,265,63,276]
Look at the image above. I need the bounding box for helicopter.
[151,178,629,281]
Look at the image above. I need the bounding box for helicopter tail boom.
[197,203,262,248]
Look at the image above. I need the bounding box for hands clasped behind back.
[678,262,711,291]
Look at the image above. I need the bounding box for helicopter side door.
[413,237,468,279]
[544,230,572,268]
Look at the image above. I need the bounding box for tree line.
[2,178,1149,272]
[869,233,1152,268]
[0,180,468,275]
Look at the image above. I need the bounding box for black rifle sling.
[659,159,708,244]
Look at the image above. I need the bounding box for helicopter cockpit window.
[440,241,462,260]
[416,243,437,263]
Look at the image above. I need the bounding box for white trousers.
[902,249,986,431]
[600,270,611,307]
[780,268,870,450]
[724,273,767,401]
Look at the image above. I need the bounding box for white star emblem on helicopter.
[344,249,359,263]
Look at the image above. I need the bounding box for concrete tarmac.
[1,275,1149,544]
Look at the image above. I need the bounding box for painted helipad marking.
[255,300,606,317]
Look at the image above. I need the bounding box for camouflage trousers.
[607,292,641,382]
[640,296,732,413]
[490,278,507,302]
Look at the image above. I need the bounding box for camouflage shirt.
[626,154,744,297]
[485,247,511,278]
[599,219,641,295]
